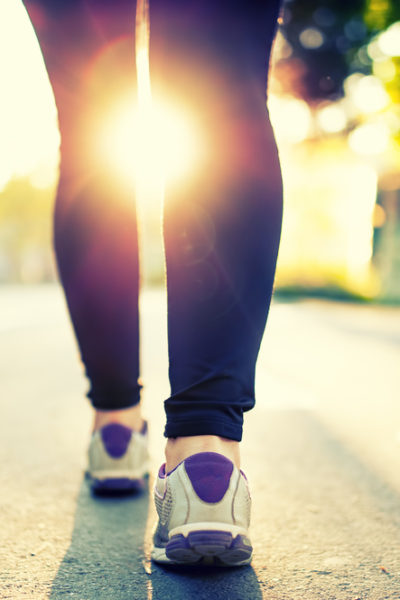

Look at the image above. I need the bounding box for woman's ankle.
[165,435,240,472]
[93,405,144,433]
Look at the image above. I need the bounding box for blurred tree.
[0,179,55,282]
[278,0,400,102]
[279,0,368,101]
[364,0,400,31]
[364,0,400,106]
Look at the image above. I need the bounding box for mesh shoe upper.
[152,452,252,565]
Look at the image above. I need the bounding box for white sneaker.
[87,422,149,492]
[152,452,253,566]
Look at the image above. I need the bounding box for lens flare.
[99,96,204,190]
[98,0,204,192]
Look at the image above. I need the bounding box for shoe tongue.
[101,423,132,458]
[184,452,234,503]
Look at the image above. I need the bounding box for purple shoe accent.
[231,534,252,552]
[165,531,252,565]
[166,534,191,553]
[187,530,233,549]
[158,463,167,478]
[184,452,234,503]
[101,423,132,458]
[240,469,251,498]
[166,461,182,476]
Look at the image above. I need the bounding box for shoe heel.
[166,530,253,566]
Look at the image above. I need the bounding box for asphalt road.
[1,284,400,600]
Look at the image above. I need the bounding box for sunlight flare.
[99,0,204,191]
[99,96,203,190]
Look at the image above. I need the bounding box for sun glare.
[98,0,204,193]
[99,96,204,192]
[0,0,202,196]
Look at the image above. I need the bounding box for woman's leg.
[23,0,143,428]
[149,1,283,468]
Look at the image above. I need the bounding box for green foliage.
[364,0,400,31]
[385,57,400,103]
[0,178,55,281]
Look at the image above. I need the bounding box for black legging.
[23,0,283,441]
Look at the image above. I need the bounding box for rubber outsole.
[152,530,252,567]
[87,473,147,494]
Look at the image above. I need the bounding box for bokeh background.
[1,0,400,301]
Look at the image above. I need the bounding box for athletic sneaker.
[87,421,150,492]
[152,452,253,566]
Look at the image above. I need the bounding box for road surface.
[1,284,400,599]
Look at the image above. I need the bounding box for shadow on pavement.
[50,480,150,599]
[49,477,263,599]
[149,562,263,600]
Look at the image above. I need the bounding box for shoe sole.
[86,470,148,493]
[90,476,146,493]
[152,529,253,567]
